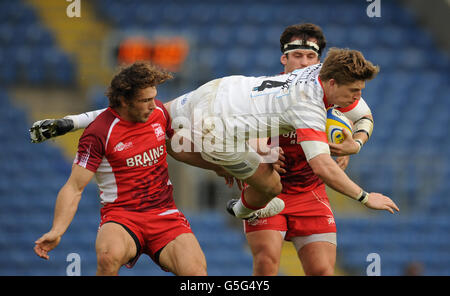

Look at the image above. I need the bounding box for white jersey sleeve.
[336,97,372,122]
[65,108,107,130]
[283,87,327,142]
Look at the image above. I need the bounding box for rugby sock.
[232,196,265,217]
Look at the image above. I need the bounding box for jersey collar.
[318,76,329,108]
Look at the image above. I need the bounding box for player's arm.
[248,138,286,174]
[330,97,374,156]
[166,137,218,171]
[166,134,244,189]
[29,109,106,143]
[34,164,94,259]
[301,140,398,213]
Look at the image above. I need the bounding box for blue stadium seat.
[348,26,376,49]
[235,25,260,48]
[323,26,348,46]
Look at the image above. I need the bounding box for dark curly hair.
[279,23,327,57]
[106,62,173,108]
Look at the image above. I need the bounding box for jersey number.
[252,80,285,92]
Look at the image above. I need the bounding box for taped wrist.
[353,117,373,139]
[356,190,369,204]
[355,139,364,153]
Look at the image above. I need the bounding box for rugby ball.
[326,108,353,144]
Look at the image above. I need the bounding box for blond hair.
[319,48,379,85]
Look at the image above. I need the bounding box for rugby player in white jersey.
[165,48,398,219]
[241,23,376,276]
[30,48,399,227]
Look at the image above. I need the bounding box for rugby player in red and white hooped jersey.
[34,62,222,275]
[242,23,375,276]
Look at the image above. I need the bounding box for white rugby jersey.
[212,63,328,144]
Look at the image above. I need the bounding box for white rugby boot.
[226,197,285,222]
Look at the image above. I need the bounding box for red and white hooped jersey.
[273,99,371,194]
[74,100,175,212]
[270,70,372,194]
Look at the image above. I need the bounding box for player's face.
[329,80,364,108]
[126,86,158,123]
[281,38,320,73]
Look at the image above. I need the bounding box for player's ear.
[119,96,129,107]
[328,78,337,88]
[280,54,287,66]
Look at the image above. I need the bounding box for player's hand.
[364,193,400,214]
[215,167,244,190]
[222,175,244,191]
[329,129,360,156]
[29,118,74,143]
[271,147,286,174]
[34,231,62,260]
[336,155,350,170]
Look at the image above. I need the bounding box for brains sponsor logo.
[126,145,165,167]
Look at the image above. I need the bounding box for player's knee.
[305,263,334,276]
[269,181,283,197]
[252,244,280,276]
[264,176,282,198]
[96,250,123,275]
[172,257,207,276]
[187,262,208,276]
[185,255,207,276]
[262,172,282,198]
[253,252,279,276]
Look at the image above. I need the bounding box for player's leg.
[95,222,138,275]
[283,187,337,275]
[228,162,284,219]
[292,234,336,276]
[158,233,207,276]
[246,230,284,276]
[220,151,284,219]
[243,162,283,207]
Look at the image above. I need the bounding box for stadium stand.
[0,0,449,275]
[0,1,76,86]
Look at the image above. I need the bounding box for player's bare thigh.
[159,233,207,276]
[95,222,138,274]
[246,230,284,276]
[296,239,336,276]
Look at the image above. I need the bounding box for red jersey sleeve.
[74,133,105,172]
[155,99,174,139]
[74,109,115,172]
